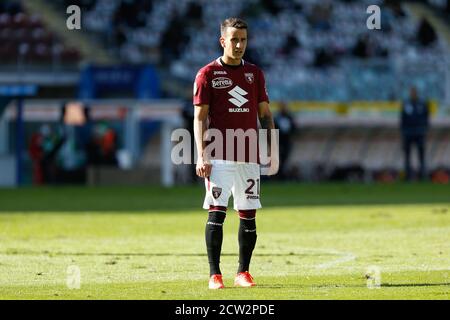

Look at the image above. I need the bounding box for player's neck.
[221,55,242,66]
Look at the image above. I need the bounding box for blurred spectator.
[291,2,303,12]
[280,32,300,57]
[28,126,45,185]
[352,34,388,59]
[274,102,297,180]
[101,124,118,165]
[160,11,189,64]
[113,25,127,49]
[263,0,282,16]
[400,87,430,181]
[86,129,100,165]
[87,122,118,166]
[78,106,94,165]
[0,0,23,14]
[33,124,67,184]
[185,1,203,28]
[113,0,152,29]
[313,48,336,67]
[245,47,263,67]
[385,0,406,18]
[239,1,264,18]
[309,2,332,31]
[352,34,370,58]
[416,18,437,47]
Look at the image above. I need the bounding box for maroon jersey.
[193,58,269,163]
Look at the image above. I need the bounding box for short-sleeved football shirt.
[193,58,269,163]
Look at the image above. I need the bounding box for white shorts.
[203,160,262,211]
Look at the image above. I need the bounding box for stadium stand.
[49,0,448,102]
[0,0,81,66]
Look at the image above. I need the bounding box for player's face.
[220,27,247,62]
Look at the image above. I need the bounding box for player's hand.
[261,152,279,176]
[196,157,212,178]
[268,152,279,175]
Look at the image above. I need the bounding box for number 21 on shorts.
[245,178,260,196]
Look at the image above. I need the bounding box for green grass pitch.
[0,183,449,299]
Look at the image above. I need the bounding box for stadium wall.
[1,99,449,186]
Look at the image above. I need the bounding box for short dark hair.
[220,17,248,36]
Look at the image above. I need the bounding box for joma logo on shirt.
[212,77,233,89]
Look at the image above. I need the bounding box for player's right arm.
[194,104,212,178]
[193,67,212,178]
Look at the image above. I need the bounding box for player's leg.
[202,161,234,288]
[232,163,261,287]
[205,205,226,289]
[416,135,426,180]
[403,135,412,181]
[237,209,257,274]
[234,209,257,287]
[205,205,226,276]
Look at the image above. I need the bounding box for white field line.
[314,249,357,270]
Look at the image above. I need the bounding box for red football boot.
[208,274,225,289]
[234,271,256,287]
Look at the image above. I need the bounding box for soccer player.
[193,17,278,289]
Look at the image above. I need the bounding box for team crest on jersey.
[212,77,233,89]
[245,73,254,84]
[212,187,222,199]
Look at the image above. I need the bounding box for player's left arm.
[258,101,275,138]
[258,101,279,175]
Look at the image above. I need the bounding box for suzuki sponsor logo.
[229,107,250,112]
[212,77,233,89]
[228,86,248,108]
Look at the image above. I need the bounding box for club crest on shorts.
[212,187,222,199]
[245,73,254,84]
